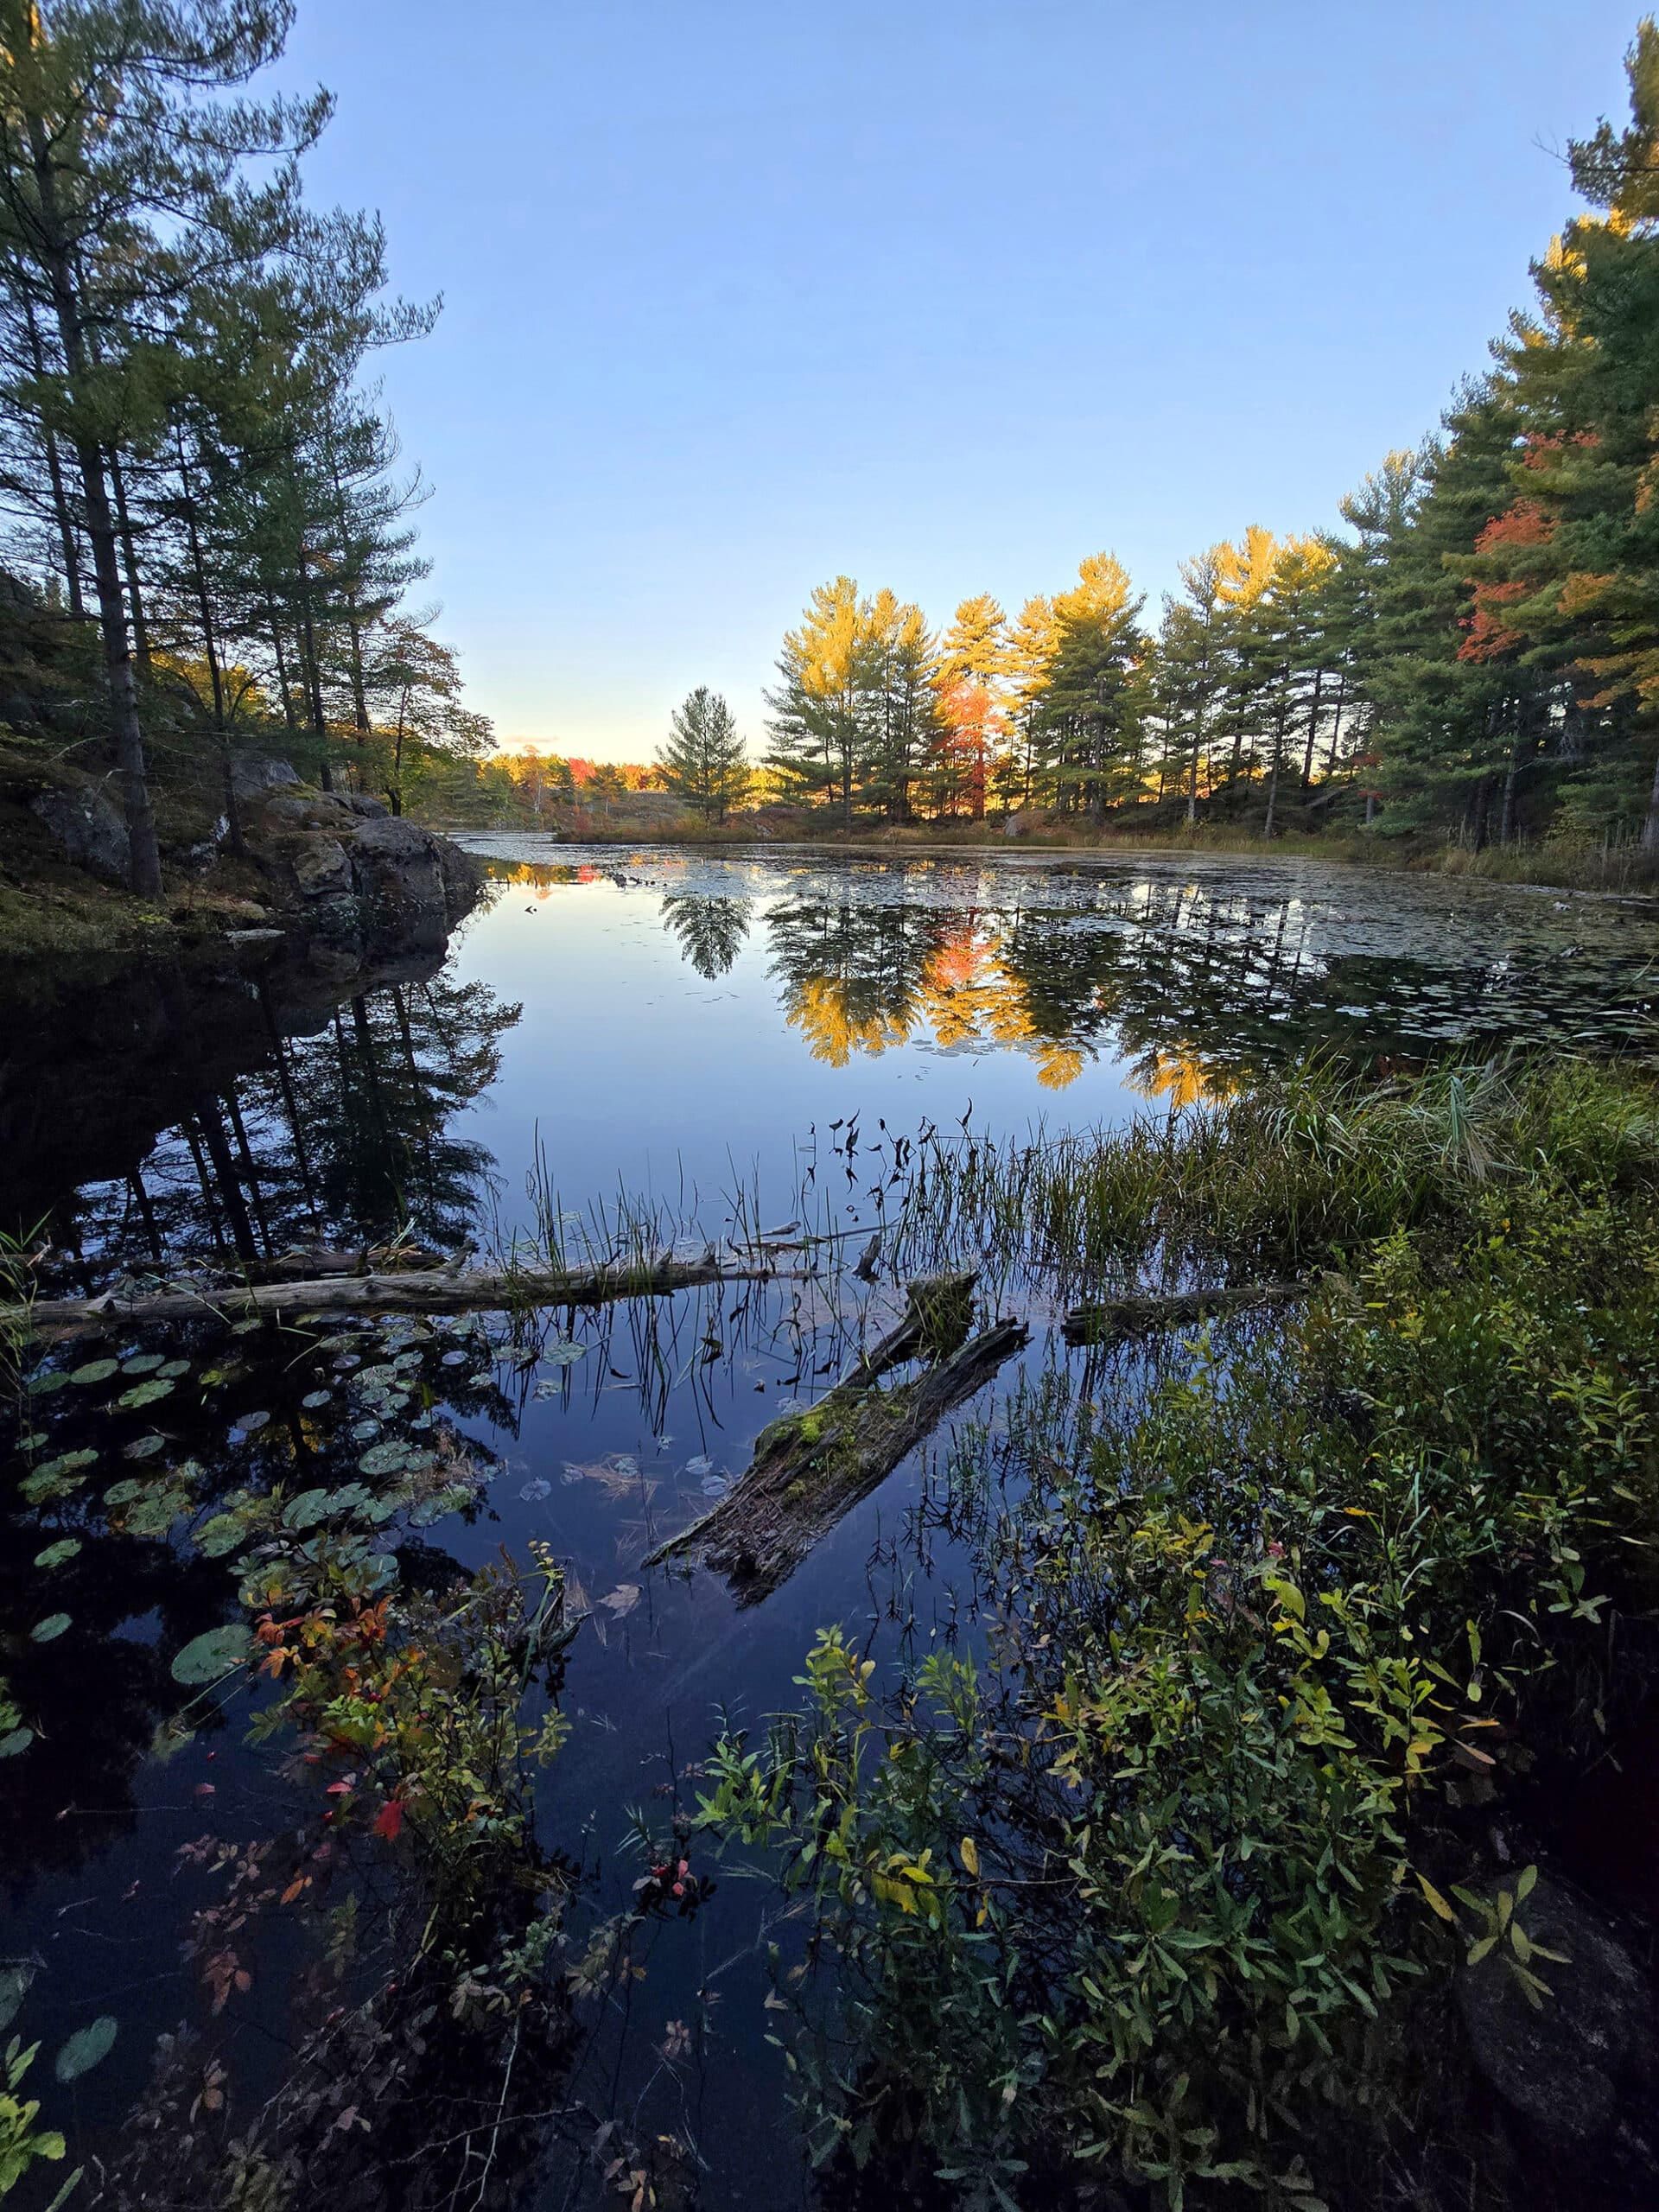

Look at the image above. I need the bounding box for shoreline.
[442,823,1659,907]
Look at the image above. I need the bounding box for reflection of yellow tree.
[1126,1051,1235,1109]
[787,977,918,1065]
[914,922,1093,1089]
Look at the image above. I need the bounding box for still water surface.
[4,843,1658,2207]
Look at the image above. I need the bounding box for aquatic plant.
[699,1053,1659,2207]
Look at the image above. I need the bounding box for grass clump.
[886,1052,1659,1297]
[699,1055,1659,2209]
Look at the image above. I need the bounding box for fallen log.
[834,1270,978,1387]
[645,1306,1027,1605]
[7,1254,791,1340]
[1062,1281,1311,1348]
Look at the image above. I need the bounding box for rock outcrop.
[245,780,482,962]
[1456,1868,1659,2196]
[29,781,131,883]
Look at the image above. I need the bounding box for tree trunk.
[178,435,245,856]
[1500,735,1522,848]
[266,598,302,741]
[1643,744,1659,854]
[109,450,149,671]
[294,536,334,792]
[22,297,84,619]
[1299,666,1325,796]
[27,124,162,896]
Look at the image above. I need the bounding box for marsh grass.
[698,1051,1659,2210]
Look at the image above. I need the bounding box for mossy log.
[1062,1280,1310,1347]
[645,1293,1027,1605]
[6,1254,791,1339]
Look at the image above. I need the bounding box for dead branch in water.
[645,1275,1025,1605]
[1062,1281,1312,1347]
[7,1254,797,1340]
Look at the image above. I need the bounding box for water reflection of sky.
[448,839,1659,1248]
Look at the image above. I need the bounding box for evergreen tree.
[1034,554,1149,817]
[765,576,872,826]
[0,0,331,893]
[658,684,750,820]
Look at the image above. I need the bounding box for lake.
[3,842,1658,2209]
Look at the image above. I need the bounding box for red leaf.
[372,1801,404,1841]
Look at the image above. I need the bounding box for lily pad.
[239,1409,270,1433]
[123,1433,167,1460]
[69,1358,120,1386]
[283,1488,331,1531]
[0,1963,34,2031]
[120,1352,165,1376]
[301,1389,332,1409]
[196,1516,247,1558]
[171,1624,253,1685]
[32,1449,97,1480]
[34,1539,80,1570]
[541,1341,587,1368]
[26,1369,68,1395]
[359,1441,409,1476]
[157,1359,191,1380]
[118,1376,174,1409]
[126,1491,189,1538]
[55,2015,117,2082]
[30,1614,70,1643]
[0,1730,32,1759]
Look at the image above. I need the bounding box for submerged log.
[1062,1280,1310,1347]
[7,1254,791,1339]
[645,1297,1027,1605]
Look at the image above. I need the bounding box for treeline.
[0,0,490,894]
[419,750,667,827]
[766,23,1659,855]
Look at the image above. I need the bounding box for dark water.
[3,843,1658,2208]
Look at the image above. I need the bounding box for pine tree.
[0,0,331,893]
[861,589,937,823]
[765,576,873,826]
[658,685,750,820]
[1035,555,1149,818]
[1153,549,1230,823]
[1471,21,1659,844]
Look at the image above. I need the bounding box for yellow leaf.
[959,1836,979,1878]
[1416,1872,1456,1923]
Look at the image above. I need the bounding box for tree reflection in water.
[642,861,1629,1100]
[660,890,753,980]
[16,965,521,1295]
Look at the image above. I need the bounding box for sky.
[272,1,1642,761]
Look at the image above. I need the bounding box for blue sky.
[276,2,1640,759]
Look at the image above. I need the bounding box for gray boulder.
[29,782,131,885]
[1457,1871,1656,2151]
[230,753,302,799]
